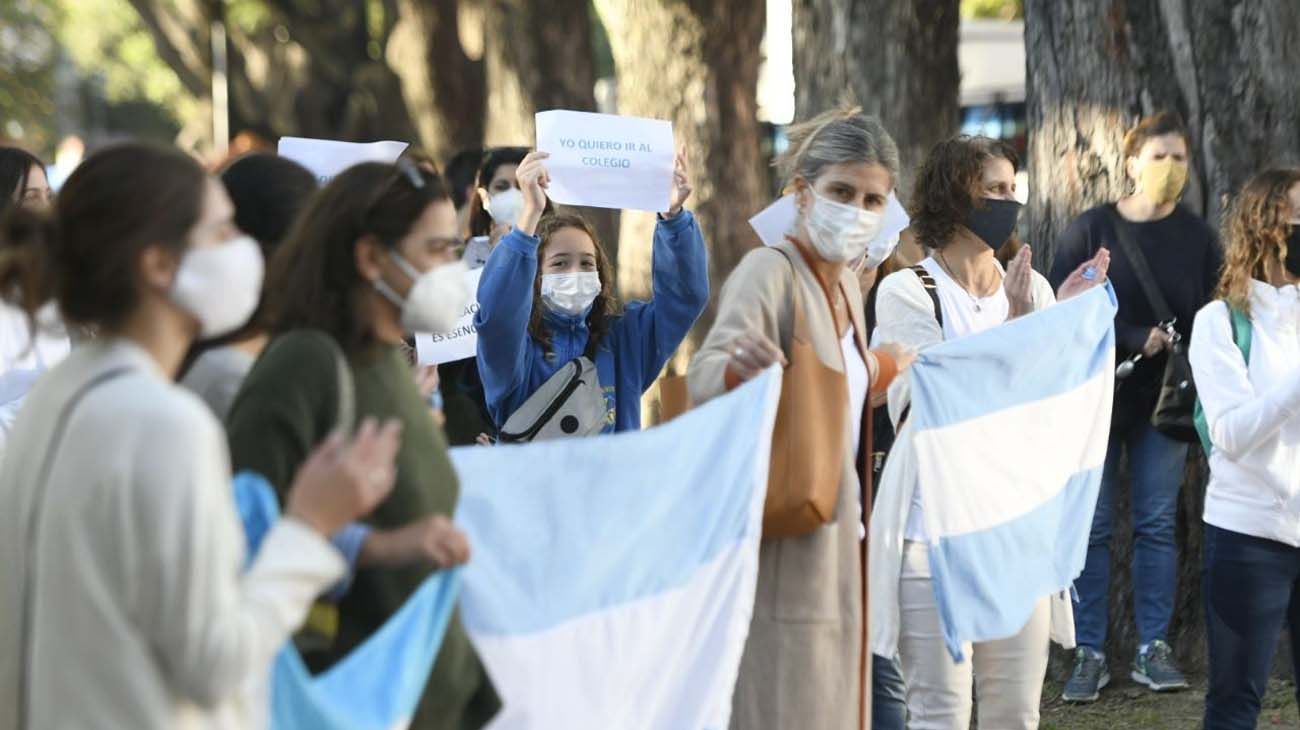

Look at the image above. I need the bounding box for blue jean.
[871,653,906,730]
[1203,525,1300,729]
[1074,422,1188,650]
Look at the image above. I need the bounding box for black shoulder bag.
[1105,207,1199,442]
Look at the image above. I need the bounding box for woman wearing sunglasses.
[226,160,501,729]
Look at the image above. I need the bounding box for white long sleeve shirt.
[1190,281,1300,546]
[0,339,345,730]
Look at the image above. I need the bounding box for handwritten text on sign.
[535,110,674,212]
[415,268,484,365]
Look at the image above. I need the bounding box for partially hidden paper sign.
[535,110,674,212]
[415,268,484,366]
[748,191,911,248]
[278,137,409,185]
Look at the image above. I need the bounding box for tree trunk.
[1026,0,1300,675]
[391,0,486,162]
[480,0,619,268]
[791,0,961,205]
[592,0,767,424]
[128,0,478,160]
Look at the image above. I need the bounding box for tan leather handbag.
[762,250,849,539]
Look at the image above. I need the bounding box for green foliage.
[0,0,189,152]
[0,0,63,151]
[60,0,191,117]
[961,0,1023,20]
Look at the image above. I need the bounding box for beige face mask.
[1136,157,1188,206]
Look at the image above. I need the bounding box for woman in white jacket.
[1191,168,1300,730]
[869,135,1107,730]
[0,142,402,730]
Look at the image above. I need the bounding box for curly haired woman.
[1191,168,1300,729]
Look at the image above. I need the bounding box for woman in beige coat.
[689,105,911,730]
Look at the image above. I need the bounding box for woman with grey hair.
[688,104,913,730]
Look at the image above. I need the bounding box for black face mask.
[1286,225,1300,278]
[964,198,1022,250]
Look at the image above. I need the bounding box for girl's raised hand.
[666,147,693,218]
[515,151,551,235]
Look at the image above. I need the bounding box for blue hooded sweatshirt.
[474,210,709,433]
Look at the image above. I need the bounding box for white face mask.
[541,271,602,317]
[485,188,524,227]
[802,188,884,263]
[374,255,470,335]
[169,234,264,338]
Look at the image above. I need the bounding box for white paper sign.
[747,194,798,247]
[748,191,911,250]
[277,137,409,184]
[415,268,484,366]
[535,110,675,212]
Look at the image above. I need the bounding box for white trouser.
[897,540,1050,730]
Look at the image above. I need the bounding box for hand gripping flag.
[908,285,1117,661]
[232,474,460,730]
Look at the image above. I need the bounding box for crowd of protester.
[0,103,1296,730]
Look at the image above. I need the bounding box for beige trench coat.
[688,239,873,730]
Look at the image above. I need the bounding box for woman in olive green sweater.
[226,159,500,728]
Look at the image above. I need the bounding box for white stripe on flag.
[914,363,1112,538]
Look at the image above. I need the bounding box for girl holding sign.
[473,149,708,436]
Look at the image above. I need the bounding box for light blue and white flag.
[908,285,1117,661]
[233,474,461,730]
[451,369,782,730]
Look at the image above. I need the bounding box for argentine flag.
[233,474,461,730]
[451,369,782,730]
[909,284,1117,661]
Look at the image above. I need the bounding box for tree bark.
[1026,0,1300,266]
[479,0,618,268]
[791,0,961,205]
[594,0,764,299]
[1026,0,1300,675]
[592,0,767,423]
[391,0,486,162]
[127,0,477,159]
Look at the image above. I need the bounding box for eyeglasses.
[361,156,434,224]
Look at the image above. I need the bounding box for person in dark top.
[227,160,500,729]
[1050,112,1223,704]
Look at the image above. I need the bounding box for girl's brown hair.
[0,143,207,332]
[1123,111,1190,161]
[529,212,620,356]
[910,135,1019,250]
[1216,168,1300,315]
[264,160,450,356]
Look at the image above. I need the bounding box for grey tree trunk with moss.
[1026,0,1300,675]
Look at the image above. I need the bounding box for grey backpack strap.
[19,366,131,728]
[320,334,355,435]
